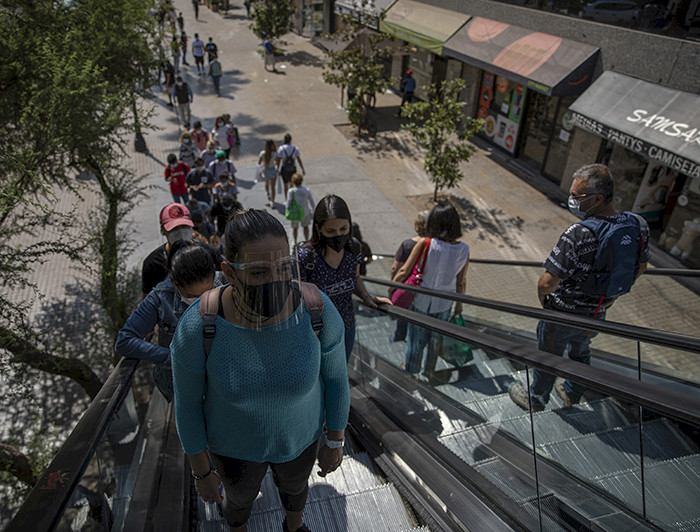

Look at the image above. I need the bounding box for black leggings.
[210,439,319,527]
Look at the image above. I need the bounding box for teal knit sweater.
[171,292,350,463]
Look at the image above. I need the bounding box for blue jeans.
[405,307,450,374]
[344,323,355,363]
[172,193,188,205]
[530,315,600,406]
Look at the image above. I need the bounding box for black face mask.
[237,279,293,319]
[321,234,350,253]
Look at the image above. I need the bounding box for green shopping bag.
[440,314,474,367]
[285,190,305,222]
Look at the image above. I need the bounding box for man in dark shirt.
[209,193,241,236]
[141,203,194,298]
[205,37,218,63]
[509,164,650,411]
[186,157,213,207]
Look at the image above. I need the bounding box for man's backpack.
[577,212,646,300]
[281,147,296,175]
[198,282,324,358]
[210,60,222,77]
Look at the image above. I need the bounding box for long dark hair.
[223,209,287,262]
[307,194,355,252]
[168,241,217,288]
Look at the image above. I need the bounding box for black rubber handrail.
[363,276,700,353]
[8,358,140,532]
[371,254,700,277]
[358,298,700,427]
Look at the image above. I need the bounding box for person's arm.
[636,262,648,279]
[115,292,171,365]
[275,151,282,171]
[187,85,193,103]
[355,264,391,308]
[316,294,350,477]
[453,257,469,315]
[393,237,425,284]
[296,155,305,175]
[285,188,293,209]
[188,450,223,504]
[537,271,561,307]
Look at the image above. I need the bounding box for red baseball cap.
[159,203,194,231]
[406,69,413,75]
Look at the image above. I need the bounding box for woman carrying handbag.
[392,203,469,376]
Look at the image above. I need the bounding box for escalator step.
[594,454,700,530]
[473,456,553,503]
[248,484,417,532]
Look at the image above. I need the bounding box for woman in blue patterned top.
[297,195,391,362]
[171,209,350,532]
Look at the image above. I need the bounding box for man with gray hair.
[510,164,650,412]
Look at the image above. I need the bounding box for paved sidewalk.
[23,0,700,375]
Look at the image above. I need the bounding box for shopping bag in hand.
[440,314,473,367]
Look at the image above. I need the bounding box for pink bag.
[391,238,431,308]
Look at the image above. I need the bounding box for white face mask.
[183,138,190,144]
[568,195,591,219]
[166,226,193,244]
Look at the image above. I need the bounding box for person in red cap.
[140,203,195,298]
[398,69,416,117]
[165,153,190,204]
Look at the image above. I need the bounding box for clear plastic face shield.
[224,249,304,331]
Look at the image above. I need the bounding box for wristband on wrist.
[322,432,344,449]
[192,467,217,481]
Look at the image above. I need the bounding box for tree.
[0,0,158,512]
[321,0,398,135]
[401,79,483,201]
[250,0,295,42]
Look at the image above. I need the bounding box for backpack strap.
[198,286,225,359]
[300,282,324,335]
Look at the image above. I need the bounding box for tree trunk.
[0,326,103,399]
[433,181,439,203]
[0,443,38,487]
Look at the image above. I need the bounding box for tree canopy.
[401,78,484,201]
[250,0,295,42]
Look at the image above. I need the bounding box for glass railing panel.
[352,304,559,530]
[640,406,700,531]
[638,341,700,390]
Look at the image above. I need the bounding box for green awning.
[379,0,470,55]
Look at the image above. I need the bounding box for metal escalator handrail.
[363,276,700,353]
[370,254,700,277]
[365,300,700,427]
[8,358,140,532]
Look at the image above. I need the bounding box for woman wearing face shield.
[170,209,350,532]
[116,241,222,402]
[297,195,392,362]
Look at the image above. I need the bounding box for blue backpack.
[577,212,646,300]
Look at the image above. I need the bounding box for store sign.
[571,111,700,178]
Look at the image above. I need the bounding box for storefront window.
[406,48,433,100]
[656,177,700,268]
[601,140,647,212]
[542,97,576,185]
[520,92,558,174]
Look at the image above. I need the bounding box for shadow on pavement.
[282,50,324,68]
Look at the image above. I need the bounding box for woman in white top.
[392,203,469,376]
[258,139,278,206]
[211,115,232,158]
[285,173,315,245]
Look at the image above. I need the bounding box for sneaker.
[508,382,544,412]
[282,519,311,532]
[555,378,579,407]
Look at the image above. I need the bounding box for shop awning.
[569,71,700,178]
[379,0,471,55]
[443,17,599,96]
[335,0,398,29]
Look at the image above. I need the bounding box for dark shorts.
[281,170,295,184]
[210,439,319,527]
[195,55,204,65]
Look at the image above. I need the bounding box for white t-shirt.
[192,39,205,57]
[285,186,315,214]
[277,144,300,162]
[259,150,276,169]
[413,239,470,314]
[212,125,232,149]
